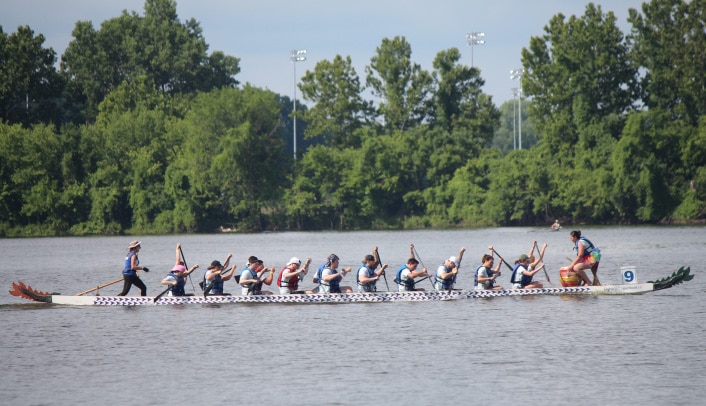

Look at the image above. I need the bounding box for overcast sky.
[2,0,646,105]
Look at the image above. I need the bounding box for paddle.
[178,245,196,293]
[488,246,514,272]
[411,244,435,289]
[373,247,389,291]
[153,286,172,302]
[75,277,124,296]
[532,242,551,284]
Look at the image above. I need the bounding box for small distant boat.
[9,267,693,306]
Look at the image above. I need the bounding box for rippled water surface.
[1,227,704,405]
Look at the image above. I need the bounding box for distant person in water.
[118,240,149,296]
[551,220,561,231]
[568,230,601,286]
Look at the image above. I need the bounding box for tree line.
[0,0,704,237]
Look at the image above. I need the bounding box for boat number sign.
[620,266,637,284]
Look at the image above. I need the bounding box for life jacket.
[394,265,415,291]
[314,263,326,285]
[318,267,341,292]
[475,265,495,289]
[240,267,258,288]
[357,265,376,292]
[576,237,599,256]
[123,252,139,276]
[510,263,524,285]
[277,265,299,291]
[435,265,453,290]
[201,270,224,294]
[168,272,186,296]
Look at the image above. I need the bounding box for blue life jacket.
[319,267,341,293]
[475,265,496,289]
[436,266,454,290]
[203,270,224,294]
[123,252,138,277]
[240,267,257,292]
[394,265,415,291]
[521,270,533,287]
[316,263,326,286]
[357,266,376,292]
[510,263,524,285]
[576,237,599,255]
[168,271,186,296]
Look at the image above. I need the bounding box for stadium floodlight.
[510,69,524,149]
[466,32,486,67]
[290,50,307,159]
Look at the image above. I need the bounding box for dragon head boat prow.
[648,266,694,291]
[9,282,54,303]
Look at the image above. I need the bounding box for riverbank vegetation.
[1,0,704,236]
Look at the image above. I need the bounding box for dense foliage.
[0,0,704,236]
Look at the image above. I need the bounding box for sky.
[1,0,647,106]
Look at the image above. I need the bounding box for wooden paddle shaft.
[75,277,124,296]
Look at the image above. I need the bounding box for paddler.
[434,247,465,291]
[203,255,236,296]
[474,252,503,290]
[277,257,311,294]
[356,246,387,293]
[161,263,199,296]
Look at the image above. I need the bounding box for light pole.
[290,49,307,160]
[465,32,485,68]
[510,68,524,149]
[512,87,519,150]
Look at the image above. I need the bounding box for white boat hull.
[10,267,692,306]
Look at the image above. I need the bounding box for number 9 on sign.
[620,266,637,284]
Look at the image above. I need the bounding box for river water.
[1,226,704,405]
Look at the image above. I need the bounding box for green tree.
[430,47,499,142]
[167,86,287,231]
[0,26,64,126]
[284,145,353,229]
[299,55,373,149]
[61,0,240,123]
[628,0,706,126]
[522,3,638,155]
[365,36,434,132]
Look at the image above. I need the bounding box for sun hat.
[171,264,186,272]
[128,240,141,249]
[287,257,301,266]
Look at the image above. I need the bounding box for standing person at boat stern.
[568,230,601,286]
[118,240,149,296]
[434,247,466,291]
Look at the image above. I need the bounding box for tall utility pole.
[465,32,485,68]
[512,87,519,150]
[290,49,307,160]
[510,68,524,149]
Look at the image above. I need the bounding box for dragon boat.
[9,267,693,306]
